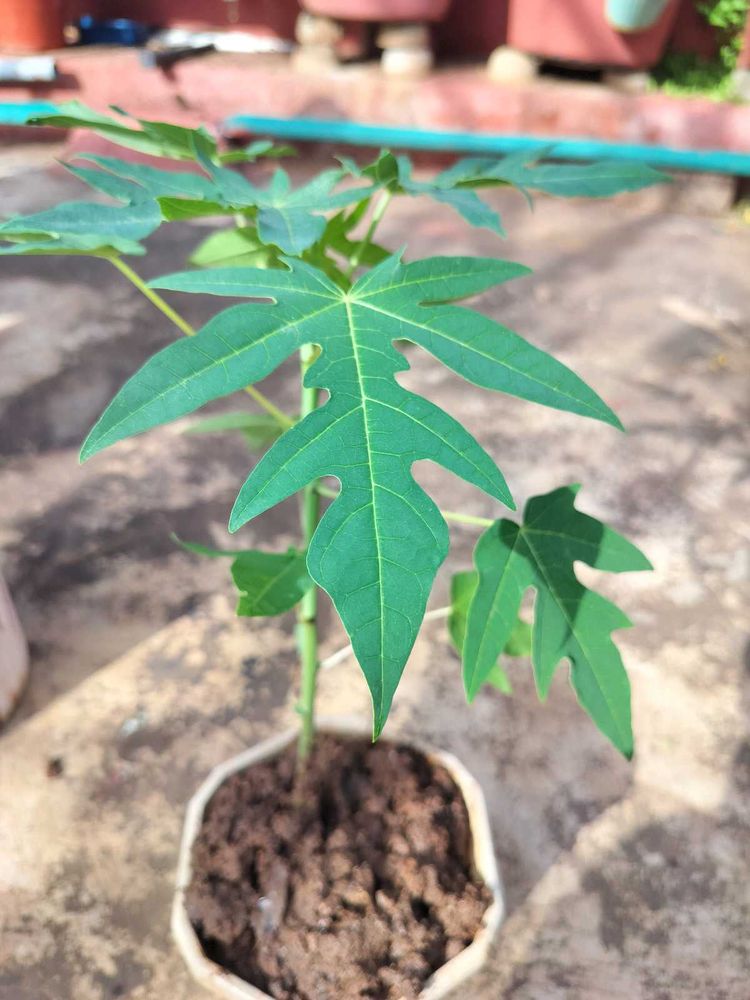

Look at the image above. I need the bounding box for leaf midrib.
[345,294,387,724]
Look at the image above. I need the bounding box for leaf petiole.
[441,510,495,528]
[110,256,295,431]
[346,189,393,279]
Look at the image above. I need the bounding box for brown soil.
[186,734,492,999]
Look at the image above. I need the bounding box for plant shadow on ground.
[471,638,750,999]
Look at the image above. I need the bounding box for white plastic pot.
[0,571,28,722]
[173,717,504,1000]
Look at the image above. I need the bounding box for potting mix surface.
[186,735,491,999]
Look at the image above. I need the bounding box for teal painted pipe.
[226,114,750,177]
[0,101,58,125]
[606,0,671,31]
[2,101,749,177]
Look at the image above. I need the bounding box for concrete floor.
[0,151,748,999]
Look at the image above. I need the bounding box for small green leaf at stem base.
[232,549,312,617]
[174,537,312,617]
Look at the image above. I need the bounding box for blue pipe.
[2,101,749,177]
[0,101,58,125]
[226,114,750,177]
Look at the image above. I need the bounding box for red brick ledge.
[1,48,748,154]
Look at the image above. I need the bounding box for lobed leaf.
[219,140,296,164]
[75,154,217,200]
[82,254,623,736]
[29,101,221,161]
[341,152,504,236]
[448,569,530,696]
[175,538,311,616]
[461,485,652,757]
[342,149,669,233]
[190,227,282,269]
[232,549,312,617]
[0,199,161,256]
[447,154,671,199]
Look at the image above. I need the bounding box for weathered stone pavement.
[1,156,748,998]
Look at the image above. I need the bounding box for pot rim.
[172,715,504,1000]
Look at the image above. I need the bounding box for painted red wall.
[60,0,720,61]
[436,0,509,58]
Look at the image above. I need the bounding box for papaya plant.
[2,103,664,760]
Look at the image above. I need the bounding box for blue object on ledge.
[606,0,672,31]
[76,16,152,47]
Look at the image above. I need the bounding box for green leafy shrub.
[1,103,668,759]
[651,0,748,100]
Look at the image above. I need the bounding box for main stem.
[110,256,294,431]
[296,343,321,763]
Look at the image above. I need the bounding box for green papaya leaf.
[448,570,478,655]
[338,151,399,187]
[462,485,652,757]
[448,569,530,696]
[486,664,513,694]
[342,152,504,236]
[232,549,312,617]
[504,617,532,658]
[343,149,668,233]
[74,154,217,200]
[323,207,390,267]
[44,121,374,253]
[395,156,505,235]
[190,227,281,269]
[64,163,149,205]
[29,101,220,161]
[219,140,296,164]
[81,253,624,736]
[175,536,311,616]
[184,411,283,449]
[157,197,229,221]
[0,199,161,256]
[240,169,376,255]
[445,153,671,198]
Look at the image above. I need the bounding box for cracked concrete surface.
[0,154,748,999]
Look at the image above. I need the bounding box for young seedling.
[2,103,664,762]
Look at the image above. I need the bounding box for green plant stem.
[441,510,494,528]
[315,483,494,529]
[315,483,339,500]
[296,343,321,763]
[346,189,393,278]
[110,256,295,431]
